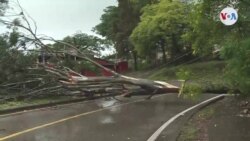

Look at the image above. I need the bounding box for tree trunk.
[161,45,167,64]
[132,50,138,71]
[160,39,167,64]
[171,34,180,58]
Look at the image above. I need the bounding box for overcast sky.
[16,0,117,40]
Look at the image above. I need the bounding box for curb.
[147,94,226,141]
[0,97,89,116]
[0,93,166,116]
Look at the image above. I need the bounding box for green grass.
[177,125,199,141]
[198,106,215,119]
[148,61,225,81]
[148,61,228,93]
[177,106,216,141]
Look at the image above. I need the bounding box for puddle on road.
[95,98,122,114]
[96,99,122,124]
[109,106,121,113]
[99,116,115,124]
[96,99,117,108]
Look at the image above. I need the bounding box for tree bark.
[132,50,138,71]
[160,39,167,64]
[171,34,180,58]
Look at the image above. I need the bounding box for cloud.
[18,0,117,39]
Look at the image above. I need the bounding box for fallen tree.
[0,0,179,101]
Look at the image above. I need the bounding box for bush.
[176,68,192,80]
[221,38,250,97]
[183,84,203,101]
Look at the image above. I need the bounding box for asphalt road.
[0,94,216,141]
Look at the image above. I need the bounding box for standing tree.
[94,0,155,70]
[0,0,8,16]
[94,6,119,44]
[185,0,250,96]
[130,0,189,64]
[53,32,110,57]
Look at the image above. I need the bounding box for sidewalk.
[157,96,250,141]
[208,97,250,141]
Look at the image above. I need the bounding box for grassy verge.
[0,96,76,111]
[147,61,229,93]
[177,105,216,141]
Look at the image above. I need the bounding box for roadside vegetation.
[148,61,228,93]
[177,96,250,141]
[0,0,250,111]
[177,105,216,141]
[0,96,73,110]
[95,0,250,97]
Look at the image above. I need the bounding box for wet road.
[0,94,216,141]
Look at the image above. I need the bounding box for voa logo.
[220,7,238,26]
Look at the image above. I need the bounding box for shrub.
[221,39,250,97]
[183,84,203,101]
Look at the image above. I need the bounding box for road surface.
[0,94,216,141]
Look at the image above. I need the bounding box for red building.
[81,58,128,77]
[38,54,128,77]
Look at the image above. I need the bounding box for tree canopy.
[53,33,110,57]
[0,32,36,84]
[130,0,189,62]
[183,0,250,95]
[1,0,250,96]
[95,0,250,97]
[94,0,159,70]
[94,6,119,43]
[0,0,8,16]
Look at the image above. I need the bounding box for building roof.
[94,58,114,66]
